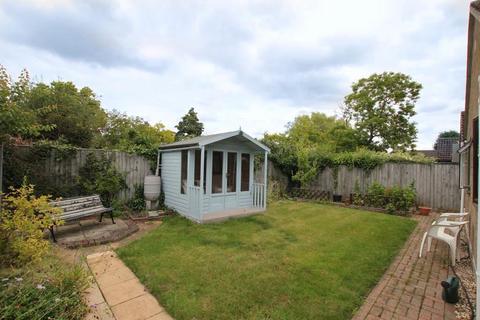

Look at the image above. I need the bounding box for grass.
[117,200,417,320]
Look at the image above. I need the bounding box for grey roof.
[159,130,270,152]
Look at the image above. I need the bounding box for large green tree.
[343,72,422,151]
[96,110,175,160]
[262,112,358,181]
[0,66,54,196]
[26,81,107,147]
[175,107,204,141]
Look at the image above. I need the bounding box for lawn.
[117,200,417,320]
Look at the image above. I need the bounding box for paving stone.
[111,294,165,320]
[146,311,175,320]
[95,266,137,288]
[102,278,148,306]
[85,301,116,320]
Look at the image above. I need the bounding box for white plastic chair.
[418,218,468,266]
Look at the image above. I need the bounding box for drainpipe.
[155,150,160,176]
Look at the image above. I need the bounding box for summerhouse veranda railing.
[188,185,201,216]
[252,183,266,209]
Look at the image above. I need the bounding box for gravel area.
[454,240,476,320]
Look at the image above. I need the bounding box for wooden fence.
[6,146,153,201]
[307,163,460,211]
[256,161,460,211]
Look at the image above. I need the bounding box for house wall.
[464,6,480,258]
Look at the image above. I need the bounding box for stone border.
[61,219,139,249]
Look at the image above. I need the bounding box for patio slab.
[52,218,139,248]
[352,213,458,320]
[87,251,173,320]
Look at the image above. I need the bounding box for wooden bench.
[48,195,114,242]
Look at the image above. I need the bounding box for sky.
[0,0,471,149]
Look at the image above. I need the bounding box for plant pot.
[333,194,342,202]
[418,206,431,216]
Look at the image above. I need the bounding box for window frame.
[473,117,478,203]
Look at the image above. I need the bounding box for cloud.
[0,0,471,149]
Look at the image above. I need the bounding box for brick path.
[353,214,457,320]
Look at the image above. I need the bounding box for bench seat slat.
[51,195,101,207]
[58,201,103,212]
[59,207,112,222]
[58,205,111,219]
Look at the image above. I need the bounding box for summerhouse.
[157,130,270,223]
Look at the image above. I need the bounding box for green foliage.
[27,81,107,147]
[365,182,386,208]
[0,255,89,320]
[267,180,286,203]
[175,107,204,141]
[0,182,62,265]
[95,110,175,162]
[0,65,54,141]
[78,153,127,207]
[3,142,79,198]
[358,181,416,215]
[262,112,358,181]
[293,148,433,185]
[343,72,422,151]
[127,184,146,212]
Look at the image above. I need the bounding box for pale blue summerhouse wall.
[161,151,200,221]
[161,135,266,222]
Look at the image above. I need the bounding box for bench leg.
[99,212,104,223]
[110,211,115,224]
[49,226,57,243]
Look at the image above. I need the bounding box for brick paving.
[353,214,457,320]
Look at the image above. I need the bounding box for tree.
[175,107,204,141]
[262,112,358,182]
[0,65,54,197]
[26,81,107,147]
[96,110,175,161]
[433,130,460,150]
[343,72,422,151]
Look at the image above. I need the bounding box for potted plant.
[418,206,431,216]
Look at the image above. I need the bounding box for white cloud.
[0,0,471,149]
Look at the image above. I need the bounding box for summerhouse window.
[227,152,237,192]
[212,151,223,193]
[180,150,188,194]
[241,153,250,191]
[194,150,207,191]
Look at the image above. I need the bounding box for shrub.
[365,182,386,208]
[78,153,127,207]
[353,181,416,215]
[0,255,89,320]
[127,184,146,212]
[268,180,286,203]
[0,182,62,265]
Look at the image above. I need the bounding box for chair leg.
[99,212,104,222]
[419,232,428,258]
[450,242,456,266]
[427,237,432,252]
[49,226,57,243]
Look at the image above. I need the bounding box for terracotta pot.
[418,206,431,216]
